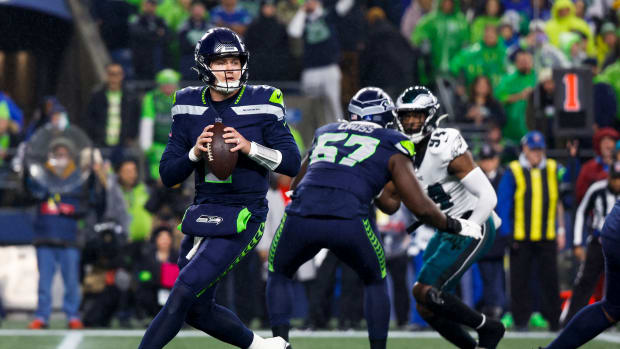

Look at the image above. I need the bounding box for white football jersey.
[414,128,476,219]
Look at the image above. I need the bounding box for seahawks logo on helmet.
[193,27,249,94]
[396,86,444,143]
[347,87,395,128]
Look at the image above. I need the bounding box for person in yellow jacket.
[545,0,596,56]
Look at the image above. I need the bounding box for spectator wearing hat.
[476,144,509,321]
[244,0,292,81]
[130,0,171,80]
[210,0,252,37]
[139,69,181,181]
[497,131,567,331]
[596,22,617,67]
[495,49,537,142]
[576,128,620,203]
[84,63,140,149]
[562,160,620,326]
[545,0,595,56]
[27,138,87,330]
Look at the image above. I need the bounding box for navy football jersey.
[287,121,415,218]
[602,201,620,242]
[159,85,300,219]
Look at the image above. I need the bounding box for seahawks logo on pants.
[196,215,224,225]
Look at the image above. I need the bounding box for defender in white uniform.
[395,86,505,349]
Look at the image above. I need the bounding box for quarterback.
[138,28,300,349]
[396,86,505,349]
[266,87,483,349]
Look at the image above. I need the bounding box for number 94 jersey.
[416,128,475,218]
[287,121,415,218]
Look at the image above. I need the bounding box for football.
[204,122,238,180]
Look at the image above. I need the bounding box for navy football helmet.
[395,86,443,143]
[193,27,249,94]
[347,87,395,127]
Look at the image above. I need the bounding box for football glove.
[456,218,483,240]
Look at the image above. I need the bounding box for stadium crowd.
[2,0,620,336]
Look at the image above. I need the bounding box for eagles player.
[138,28,300,349]
[266,87,483,349]
[396,86,505,349]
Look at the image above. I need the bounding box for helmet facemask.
[194,52,249,95]
[395,86,441,143]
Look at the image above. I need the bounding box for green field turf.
[0,330,618,349]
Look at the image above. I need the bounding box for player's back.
[287,121,414,218]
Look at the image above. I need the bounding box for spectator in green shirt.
[470,0,501,44]
[139,69,180,181]
[116,158,152,242]
[411,0,469,84]
[495,49,537,142]
[450,23,507,89]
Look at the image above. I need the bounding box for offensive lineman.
[266,87,483,349]
[395,86,505,349]
[138,28,300,349]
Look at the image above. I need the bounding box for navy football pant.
[546,235,620,348]
[138,221,265,349]
[266,214,390,340]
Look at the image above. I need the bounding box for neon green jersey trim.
[399,139,416,157]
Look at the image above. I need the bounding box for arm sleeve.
[496,168,515,236]
[159,117,197,187]
[460,167,498,225]
[262,115,301,177]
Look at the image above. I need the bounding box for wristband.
[189,146,200,162]
[445,216,462,234]
[248,141,282,170]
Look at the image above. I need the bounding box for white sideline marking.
[0,329,617,343]
[56,332,83,349]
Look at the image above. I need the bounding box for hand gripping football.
[204,122,238,180]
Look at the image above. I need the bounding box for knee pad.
[601,299,620,322]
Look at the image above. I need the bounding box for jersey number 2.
[310,133,380,167]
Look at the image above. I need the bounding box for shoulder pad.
[232,84,285,121]
[171,86,208,119]
[246,84,285,107]
[382,129,415,158]
[428,128,468,161]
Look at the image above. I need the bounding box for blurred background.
[0,0,618,336]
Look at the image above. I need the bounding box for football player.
[138,27,300,349]
[266,87,483,349]
[544,197,620,348]
[395,86,505,349]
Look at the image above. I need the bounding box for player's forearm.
[460,167,497,225]
[273,145,301,177]
[159,151,196,188]
[290,155,309,190]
